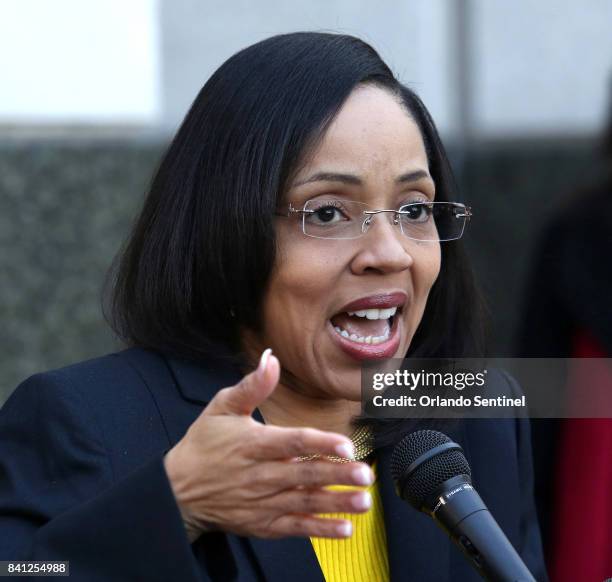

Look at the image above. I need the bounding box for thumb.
[205,349,279,416]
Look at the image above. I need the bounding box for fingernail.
[352,492,372,510]
[258,348,272,378]
[335,442,355,460]
[337,521,352,537]
[352,465,374,486]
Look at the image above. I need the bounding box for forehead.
[300,85,428,175]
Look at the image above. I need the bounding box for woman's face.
[245,85,441,401]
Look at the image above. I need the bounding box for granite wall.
[1,138,163,401]
[0,136,603,403]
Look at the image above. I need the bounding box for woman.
[0,32,546,581]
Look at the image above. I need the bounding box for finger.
[250,425,355,461]
[268,487,372,516]
[251,460,374,491]
[269,514,353,539]
[205,349,280,416]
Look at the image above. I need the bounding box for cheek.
[263,238,344,334]
[414,243,441,303]
[429,244,442,286]
[403,245,441,349]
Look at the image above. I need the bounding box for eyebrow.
[292,169,431,188]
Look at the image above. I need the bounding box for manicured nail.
[352,465,374,486]
[258,348,272,379]
[352,492,372,510]
[337,521,352,537]
[335,442,355,460]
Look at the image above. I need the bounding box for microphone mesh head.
[390,430,471,510]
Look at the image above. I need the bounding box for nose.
[350,212,414,275]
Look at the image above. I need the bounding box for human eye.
[398,200,433,223]
[306,199,351,226]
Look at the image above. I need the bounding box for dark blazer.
[0,347,547,581]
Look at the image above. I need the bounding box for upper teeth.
[347,307,397,320]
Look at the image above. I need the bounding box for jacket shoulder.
[10,347,164,404]
[3,348,174,473]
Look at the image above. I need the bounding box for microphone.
[390,430,536,582]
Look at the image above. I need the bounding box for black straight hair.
[104,32,488,446]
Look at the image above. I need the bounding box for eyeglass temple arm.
[285,204,314,216]
[455,207,472,219]
[273,205,311,218]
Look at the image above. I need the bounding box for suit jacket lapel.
[165,351,244,405]
[121,347,213,445]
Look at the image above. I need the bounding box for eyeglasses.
[275,197,472,241]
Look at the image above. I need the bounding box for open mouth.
[330,306,399,345]
[326,293,407,361]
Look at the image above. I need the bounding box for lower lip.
[327,314,402,362]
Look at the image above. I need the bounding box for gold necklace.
[297,425,374,463]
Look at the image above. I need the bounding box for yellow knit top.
[310,461,389,582]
